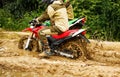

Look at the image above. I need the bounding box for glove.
[35,18,39,23]
[29,17,42,26]
[29,19,36,23]
[35,18,43,26]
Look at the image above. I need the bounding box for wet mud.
[0,31,120,77]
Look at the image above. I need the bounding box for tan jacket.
[66,4,74,20]
[59,0,74,20]
[37,0,74,22]
[37,1,69,32]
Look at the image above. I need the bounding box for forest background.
[0,0,120,41]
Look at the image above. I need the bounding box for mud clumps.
[87,40,120,64]
[0,32,120,77]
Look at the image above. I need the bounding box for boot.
[38,43,51,58]
[38,51,50,58]
[38,33,52,58]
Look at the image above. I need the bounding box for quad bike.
[18,17,90,59]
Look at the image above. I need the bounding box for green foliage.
[0,9,14,30]
[2,0,44,18]
[72,0,120,41]
[15,11,42,31]
[0,9,42,31]
[0,0,120,41]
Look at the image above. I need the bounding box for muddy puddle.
[0,31,120,77]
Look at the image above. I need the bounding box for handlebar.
[29,18,42,27]
[29,19,37,24]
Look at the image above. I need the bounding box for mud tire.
[58,37,89,60]
[18,35,41,52]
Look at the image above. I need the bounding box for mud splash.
[87,40,120,64]
[0,31,120,77]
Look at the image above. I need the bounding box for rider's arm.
[36,11,50,23]
[65,0,74,20]
[64,0,70,8]
[47,5,55,18]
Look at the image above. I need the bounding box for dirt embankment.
[0,31,120,77]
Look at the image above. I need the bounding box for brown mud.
[0,31,120,77]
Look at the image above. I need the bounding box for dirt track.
[0,31,120,77]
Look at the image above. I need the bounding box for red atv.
[18,17,90,59]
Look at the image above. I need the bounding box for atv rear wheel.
[18,35,41,52]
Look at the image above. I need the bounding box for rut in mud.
[0,31,120,77]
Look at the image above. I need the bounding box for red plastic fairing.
[22,26,45,37]
[52,29,78,39]
[22,28,32,32]
[32,26,44,33]
[22,26,44,32]
[81,31,86,35]
[33,26,45,37]
[81,18,86,24]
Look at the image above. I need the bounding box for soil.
[0,30,120,77]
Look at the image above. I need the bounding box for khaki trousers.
[38,26,62,48]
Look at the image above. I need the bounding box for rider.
[40,0,74,26]
[36,0,69,58]
[60,0,74,20]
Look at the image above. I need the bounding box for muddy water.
[0,70,40,77]
[1,32,120,77]
[0,56,120,77]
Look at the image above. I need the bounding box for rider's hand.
[29,19,37,24]
[35,18,39,23]
[29,18,42,26]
